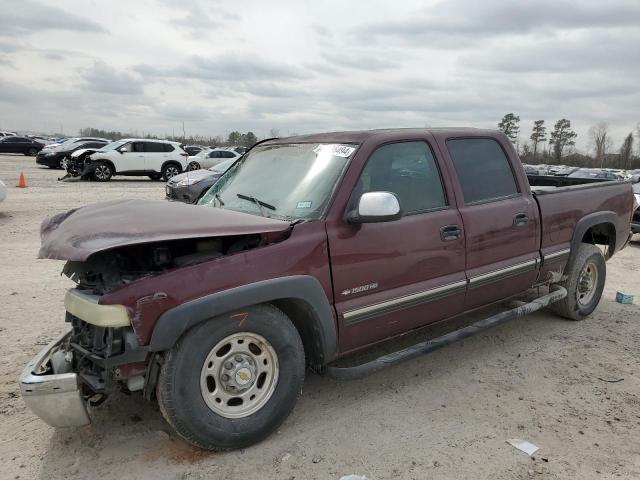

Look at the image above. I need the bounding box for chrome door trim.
[343,279,467,326]
[468,258,538,290]
[543,248,570,261]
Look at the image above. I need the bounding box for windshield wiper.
[237,193,276,217]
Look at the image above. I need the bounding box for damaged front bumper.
[19,332,90,427]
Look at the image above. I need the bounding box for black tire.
[161,163,181,181]
[157,304,305,450]
[92,162,113,182]
[187,161,200,171]
[551,243,606,320]
[26,148,38,156]
[148,173,162,181]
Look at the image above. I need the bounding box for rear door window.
[144,142,165,153]
[446,138,518,204]
[163,143,175,152]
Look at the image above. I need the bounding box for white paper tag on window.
[314,144,355,158]
[296,201,312,209]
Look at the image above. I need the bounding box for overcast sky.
[1,0,639,151]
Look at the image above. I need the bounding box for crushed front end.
[20,288,150,427]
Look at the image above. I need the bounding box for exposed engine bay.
[62,234,266,294]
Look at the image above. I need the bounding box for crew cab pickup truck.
[21,128,634,450]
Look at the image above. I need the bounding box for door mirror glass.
[348,191,402,223]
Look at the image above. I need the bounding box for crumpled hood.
[39,199,291,261]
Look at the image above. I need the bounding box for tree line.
[78,128,261,148]
[497,114,640,170]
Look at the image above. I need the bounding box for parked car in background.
[183,145,206,156]
[554,166,579,176]
[36,139,109,169]
[83,138,189,181]
[0,179,6,203]
[0,131,17,138]
[0,136,45,156]
[568,168,622,181]
[187,147,241,170]
[165,158,235,203]
[632,183,640,235]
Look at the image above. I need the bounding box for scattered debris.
[596,377,624,383]
[506,439,540,456]
[615,291,633,304]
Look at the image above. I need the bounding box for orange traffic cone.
[17,171,27,188]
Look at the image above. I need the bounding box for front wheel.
[26,148,38,156]
[551,243,606,320]
[157,304,305,450]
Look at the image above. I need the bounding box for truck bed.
[528,175,632,256]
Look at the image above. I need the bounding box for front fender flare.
[148,275,337,363]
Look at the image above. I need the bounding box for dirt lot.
[1,154,639,480]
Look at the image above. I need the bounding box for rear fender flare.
[148,275,337,364]
[568,211,617,265]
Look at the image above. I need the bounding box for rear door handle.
[513,213,529,227]
[440,224,462,241]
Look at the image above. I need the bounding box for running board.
[325,286,567,380]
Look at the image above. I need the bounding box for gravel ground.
[1,154,639,480]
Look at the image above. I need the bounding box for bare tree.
[529,120,546,160]
[269,128,280,138]
[589,123,613,167]
[619,132,634,170]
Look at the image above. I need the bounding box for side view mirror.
[347,191,402,224]
[119,147,128,153]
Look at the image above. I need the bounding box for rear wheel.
[92,162,113,182]
[157,304,305,450]
[59,157,69,170]
[26,148,38,156]
[161,163,181,181]
[551,243,606,320]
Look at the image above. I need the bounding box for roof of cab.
[267,127,505,145]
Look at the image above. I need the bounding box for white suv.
[86,139,188,181]
[187,148,242,170]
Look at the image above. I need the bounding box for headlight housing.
[177,178,201,186]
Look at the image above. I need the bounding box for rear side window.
[355,141,446,214]
[144,142,165,153]
[447,138,518,204]
[222,151,236,158]
[163,143,175,152]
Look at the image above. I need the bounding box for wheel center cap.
[235,367,252,386]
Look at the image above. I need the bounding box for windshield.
[198,143,356,220]
[100,140,128,151]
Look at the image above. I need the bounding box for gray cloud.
[354,0,640,46]
[135,53,309,82]
[81,61,144,95]
[0,0,106,36]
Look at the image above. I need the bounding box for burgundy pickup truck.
[21,128,634,450]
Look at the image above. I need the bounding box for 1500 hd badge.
[341,282,379,296]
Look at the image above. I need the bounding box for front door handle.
[440,224,462,241]
[513,213,529,227]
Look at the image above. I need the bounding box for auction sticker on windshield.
[313,144,356,158]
